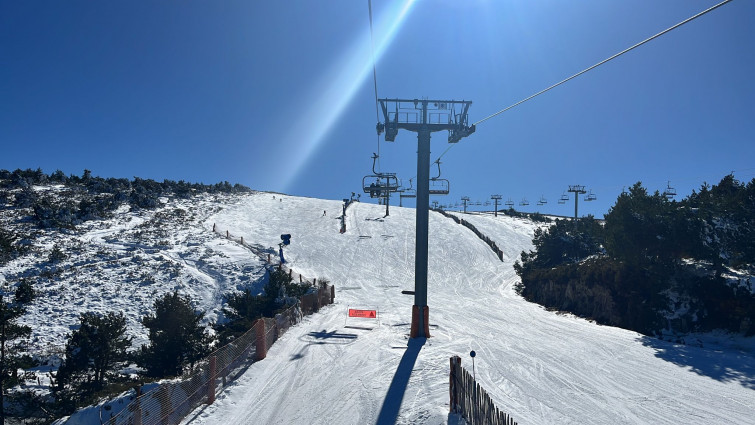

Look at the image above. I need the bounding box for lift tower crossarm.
[376,98,474,339]
[377,99,475,143]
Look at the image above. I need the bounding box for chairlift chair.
[520,198,529,206]
[505,198,514,208]
[559,192,569,204]
[584,190,597,201]
[429,178,450,195]
[428,159,450,195]
[537,195,547,206]
[400,178,417,199]
[362,176,381,198]
[663,181,677,199]
[400,190,416,199]
[361,174,399,198]
[361,153,399,198]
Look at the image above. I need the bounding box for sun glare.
[277,0,417,192]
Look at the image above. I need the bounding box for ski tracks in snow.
[184,195,755,425]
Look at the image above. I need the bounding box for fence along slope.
[105,283,334,425]
[450,356,518,425]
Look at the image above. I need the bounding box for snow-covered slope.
[181,194,754,425]
[1,192,268,356]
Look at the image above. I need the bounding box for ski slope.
[185,193,754,425]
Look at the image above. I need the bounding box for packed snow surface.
[181,194,754,425]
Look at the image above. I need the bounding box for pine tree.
[515,216,603,275]
[13,280,35,304]
[0,230,19,266]
[0,295,31,425]
[56,312,131,397]
[139,291,213,377]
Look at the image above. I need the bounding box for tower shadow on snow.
[376,337,426,425]
[291,330,358,360]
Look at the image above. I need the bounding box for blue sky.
[2,0,753,218]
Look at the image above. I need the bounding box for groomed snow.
[181,194,754,425]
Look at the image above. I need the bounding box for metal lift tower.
[568,185,587,219]
[461,196,471,214]
[377,98,475,338]
[491,195,502,217]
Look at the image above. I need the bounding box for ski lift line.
[580,166,755,195]
[471,0,734,128]
[397,162,754,207]
[367,0,381,165]
[432,164,755,207]
[427,1,737,193]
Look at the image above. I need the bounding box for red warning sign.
[348,309,377,318]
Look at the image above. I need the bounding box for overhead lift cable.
[368,0,382,167]
[433,0,735,164]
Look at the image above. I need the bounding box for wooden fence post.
[330,285,335,304]
[254,319,267,360]
[450,356,461,414]
[159,384,171,425]
[207,356,217,405]
[133,385,142,425]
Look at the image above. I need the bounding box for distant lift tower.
[377,98,475,338]
[461,196,471,214]
[491,194,502,217]
[567,185,587,219]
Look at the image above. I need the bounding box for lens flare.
[276,0,417,192]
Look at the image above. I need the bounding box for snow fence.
[105,283,335,425]
[435,209,505,262]
[449,356,518,425]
